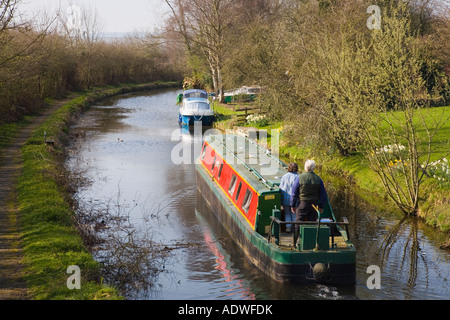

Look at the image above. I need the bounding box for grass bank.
[213,103,450,235]
[13,81,179,299]
[316,106,450,233]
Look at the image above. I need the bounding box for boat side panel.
[201,142,259,229]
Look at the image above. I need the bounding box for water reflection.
[380,217,420,287]
[195,195,256,300]
[66,89,449,300]
[324,175,450,300]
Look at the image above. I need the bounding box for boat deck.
[275,232,350,251]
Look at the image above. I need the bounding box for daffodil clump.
[371,144,409,169]
[388,158,409,169]
[423,158,449,183]
[246,114,269,127]
[372,144,407,156]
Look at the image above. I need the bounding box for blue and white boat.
[178,89,215,126]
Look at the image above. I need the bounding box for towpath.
[0,96,73,300]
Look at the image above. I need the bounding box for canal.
[65,89,449,300]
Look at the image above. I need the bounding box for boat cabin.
[199,134,349,247]
[200,134,287,235]
[183,89,208,100]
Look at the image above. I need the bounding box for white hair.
[304,160,316,172]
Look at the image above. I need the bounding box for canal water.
[65,89,449,300]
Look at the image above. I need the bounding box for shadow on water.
[66,89,449,300]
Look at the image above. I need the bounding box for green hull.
[223,94,257,104]
[196,163,356,284]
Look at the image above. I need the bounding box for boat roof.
[183,89,208,99]
[205,134,288,194]
[184,89,207,94]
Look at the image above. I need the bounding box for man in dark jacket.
[290,160,328,233]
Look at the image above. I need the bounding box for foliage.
[360,1,449,215]
[0,3,184,125]
[236,0,449,216]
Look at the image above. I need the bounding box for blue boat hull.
[179,114,215,126]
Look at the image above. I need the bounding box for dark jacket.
[290,172,328,209]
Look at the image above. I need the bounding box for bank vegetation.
[0,0,184,299]
[0,0,184,125]
[17,83,177,299]
[165,0,449,231]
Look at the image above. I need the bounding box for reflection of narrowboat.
[178,89,215,126]
[196,134,356,284]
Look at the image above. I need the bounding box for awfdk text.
[222,304,273,315]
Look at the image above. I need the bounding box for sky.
[18,0,169,34]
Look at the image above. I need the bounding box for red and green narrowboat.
[196,134,356,284]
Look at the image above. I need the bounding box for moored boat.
[223,86,261,103]
[178,89,215,126]
[195,134,356,284]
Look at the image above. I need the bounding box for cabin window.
[201,146,206,160]
[218,163,224,180]
[228,175,237,195]
[242,189,253,212]
[211,156,217,172]
[235,182,242,202]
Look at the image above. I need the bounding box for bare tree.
[360,2,449,215]
[58,2,104,89]
[0,0,50,68]
[58,2,103,43]
[0,0,19,32]
[165,0,235,101]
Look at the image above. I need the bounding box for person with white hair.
[290,160,328,233]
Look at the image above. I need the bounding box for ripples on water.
[66,89,449,300]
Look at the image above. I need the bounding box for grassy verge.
[14,81,179,299]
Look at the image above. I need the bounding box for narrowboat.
[195,134,356,284]
[178,89,215,126]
